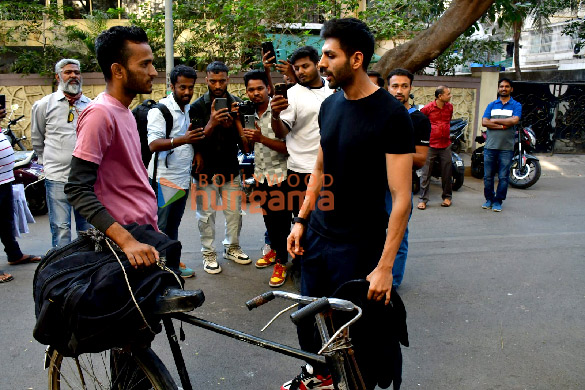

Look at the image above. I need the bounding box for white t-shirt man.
[279,79,334,173]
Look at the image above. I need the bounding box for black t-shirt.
[190,92,243,180]
[410,109,431,146]
[310,88,415,240]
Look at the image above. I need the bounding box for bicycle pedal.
[153,288,205,315]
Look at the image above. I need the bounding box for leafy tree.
[562,18,585,48]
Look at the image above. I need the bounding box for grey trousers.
[419,145,452,203]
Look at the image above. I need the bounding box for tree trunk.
[373,0,496,78]
[513,20,522,80]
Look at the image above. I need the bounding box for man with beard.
[481,78,522,212]
[189,61,250,274]
[240,70,290,287]
[386,68,431,288]
[146,64,203,278]
[418,85,454,209]
[283,19,414,390]
[31,59,92,247]
[271,46,334,220]
[65,26,161,269]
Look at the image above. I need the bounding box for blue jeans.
[483,149,514,203]
[386,190,413,287]
[157,188,189,241]
[46,179,92,247]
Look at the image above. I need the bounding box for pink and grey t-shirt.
[73,92,158,229]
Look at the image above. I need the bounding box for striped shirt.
[253,100,288,185]
[0,132,15,184]
[483,97,522,151]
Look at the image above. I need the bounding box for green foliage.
[562,18,585,46]
[359,0,445,41]
[431,35,503,75]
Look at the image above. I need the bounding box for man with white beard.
[32,59,92,247]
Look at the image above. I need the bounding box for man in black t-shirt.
[386,68,431,288]
[282,19,414,390]
[189,61,251,274]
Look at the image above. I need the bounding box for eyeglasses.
[67,105,80,123]
[67,106,74,123]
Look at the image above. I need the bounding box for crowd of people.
[0,16,522,390]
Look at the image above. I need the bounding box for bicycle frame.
[164,291,364,390]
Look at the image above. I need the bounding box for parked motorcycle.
[450,118,467,154]
[238,150,255,202]
[471,125,541,189]
[414,151,465,193]
[2,110,48,215]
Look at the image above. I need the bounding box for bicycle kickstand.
[163,317,193,390]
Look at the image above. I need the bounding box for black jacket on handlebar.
[332,280,409,390]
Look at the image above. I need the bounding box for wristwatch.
[293,216,308,226]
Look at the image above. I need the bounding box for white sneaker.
[202,252,222,274]
[223,246,251,265]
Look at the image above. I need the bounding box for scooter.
[450,119,467,154]
[2,110,48,215]
[238,150,255,202]
[471,125,541,189]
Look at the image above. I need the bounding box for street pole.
[165,0,174,94]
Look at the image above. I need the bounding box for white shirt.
[31,90,91,182]
[147,94,194,190]
[280,79,334,173]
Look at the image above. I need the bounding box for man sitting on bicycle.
[284,18,414,390]
[65,26,161,268]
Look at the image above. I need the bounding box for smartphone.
[191,117,204,130]
[274,83,288,99]
[214,98,228,111]
[275,49,288,63]
[262,41,276,64]
[244,114,255,129]
[0,94,5,110]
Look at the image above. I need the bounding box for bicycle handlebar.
[246,291,357,312]
[290,297,330,325]
[9,115,24,126]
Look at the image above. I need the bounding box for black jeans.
[256,181,291,264]
[0,183,23,262]
[296,227,385,372]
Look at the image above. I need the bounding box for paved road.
[2,153,584,390]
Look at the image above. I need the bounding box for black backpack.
[132,99,173,195]
[33,223,183,357]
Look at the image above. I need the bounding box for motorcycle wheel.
[26,182,48,215]
[452,169,464,191]
[509,158,541,189]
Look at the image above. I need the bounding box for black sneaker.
[280,364,334,390]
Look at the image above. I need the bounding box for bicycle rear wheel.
[47,346,177,390]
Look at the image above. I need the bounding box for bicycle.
[44,288,366,390]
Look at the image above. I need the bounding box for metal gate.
[512,81,585,153]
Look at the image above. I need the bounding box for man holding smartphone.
[146,64,203,278]
[241,70,290,287]
[189,61,250,274]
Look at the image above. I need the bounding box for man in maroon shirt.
[418,85,453,209]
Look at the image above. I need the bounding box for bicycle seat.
[152,288,205,315]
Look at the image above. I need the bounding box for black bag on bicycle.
[33,223,184,357]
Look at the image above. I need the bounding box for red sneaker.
[269,263,287,287]
[255,249,276,268]
[281,364,333,390]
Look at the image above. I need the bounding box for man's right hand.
[209,99,231,129]
[183,125,205,144]
[270,95,289,116]
[287,223,305,258]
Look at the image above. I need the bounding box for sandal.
[417,202,426,210]
[0,270,14,283]
[8,254,41,265]
[441,199,452,207]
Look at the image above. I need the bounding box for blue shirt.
[483,97,522,151]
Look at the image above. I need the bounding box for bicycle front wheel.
[47,346,178,390]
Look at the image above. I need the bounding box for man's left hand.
[243,123,263,143]
[366,266,393,305]
[0,108,6,120]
